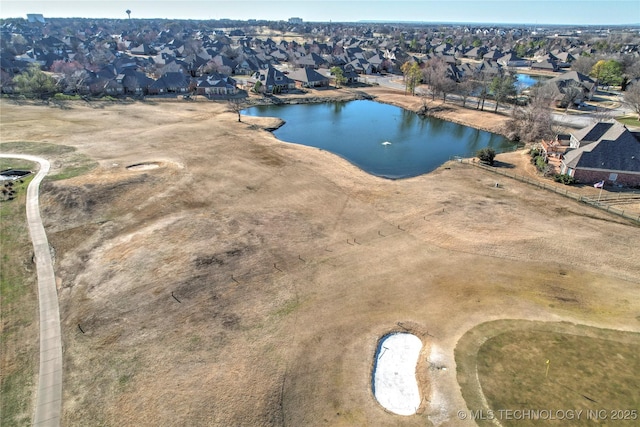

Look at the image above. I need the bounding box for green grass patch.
[271,298,300,318]
[48,162,97,181]
[615,115,640,127]
[0,158,35,172]
[0,141,75,157]
[52,93,82,101]
[0,175,34,305]
[456,320,640,427]
[0,141,97,180]
[0,174,38,426]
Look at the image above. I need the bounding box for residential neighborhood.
[2,16,640,98]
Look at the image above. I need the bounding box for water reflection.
[243,100,514,179]
[332,101,346,115]
[452,121,468,140]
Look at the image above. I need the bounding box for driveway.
[0,154,62,427]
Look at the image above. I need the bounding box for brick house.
[560,121,640,186]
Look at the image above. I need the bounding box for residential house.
[148,72,193,95]
[254,66,295,93]
[464,46,488,60]
[196,73,237,96]
[531,58,558,72]
[130,44,156,56]
[545,71,597,105]
[119,68,154,95]
[560,121,640,186]
[347,57,373,75]
[475,60,503,78]
[326,66,359,85]
[211,54,238,74]
[288,67,329,88]
[483,48,503,62]
[553,51,576,68]
[497,52,529,68]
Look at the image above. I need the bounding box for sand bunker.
[372,333,423,415]
[126,162,161,171]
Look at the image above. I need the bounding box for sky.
[0,0,639,26]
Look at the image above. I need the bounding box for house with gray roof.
[545,70,597,105]
[148,71,193,95]
[560,121,640,186]
[196,73,237,96]
[483,48,503,62]
[254,66,295,93]
[531,58,558,72]
[288,67,329,88]
[497,52,529,67]
[464,46,488,60]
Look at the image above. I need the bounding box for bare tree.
[623,83,640,121]
[227,98,248,122]
[490,75,516,113]
[475,71,494,111]
[560,81,585,112]
[427,58,456,103]
[504,84,557,143]
[420,57,445,100]
[455,75,477,108]
[589,108,614,124]
[62,69,90,94]
[571,56,598,76]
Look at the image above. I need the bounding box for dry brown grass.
[1,92,639,427]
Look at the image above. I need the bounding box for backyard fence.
[453,157,640,224]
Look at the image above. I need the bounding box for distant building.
[289,17,303,24]
[27,14,46,23]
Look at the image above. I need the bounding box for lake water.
[244,100,515,179]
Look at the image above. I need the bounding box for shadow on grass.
[492,160,516,169]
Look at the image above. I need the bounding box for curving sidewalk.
[0,154,62,427]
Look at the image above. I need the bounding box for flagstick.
[598,184,603,203]
[545,359,550,378]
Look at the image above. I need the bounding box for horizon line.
[2,15,640,28]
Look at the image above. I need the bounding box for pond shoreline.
[244,98,514,179]
[245,86,514,141]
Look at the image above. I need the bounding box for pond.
[244,100,515,179]
[515,73,551,91]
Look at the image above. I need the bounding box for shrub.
[476,147,496,165]
[553,174,577,185]
[535,155,547,171]
[53,93,81,100]
[529,148,541,159]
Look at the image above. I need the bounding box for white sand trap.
[373,333,423,415]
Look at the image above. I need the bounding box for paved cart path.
[0,154,62,427]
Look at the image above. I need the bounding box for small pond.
[244,100,515,179]
[515,73,551,91]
